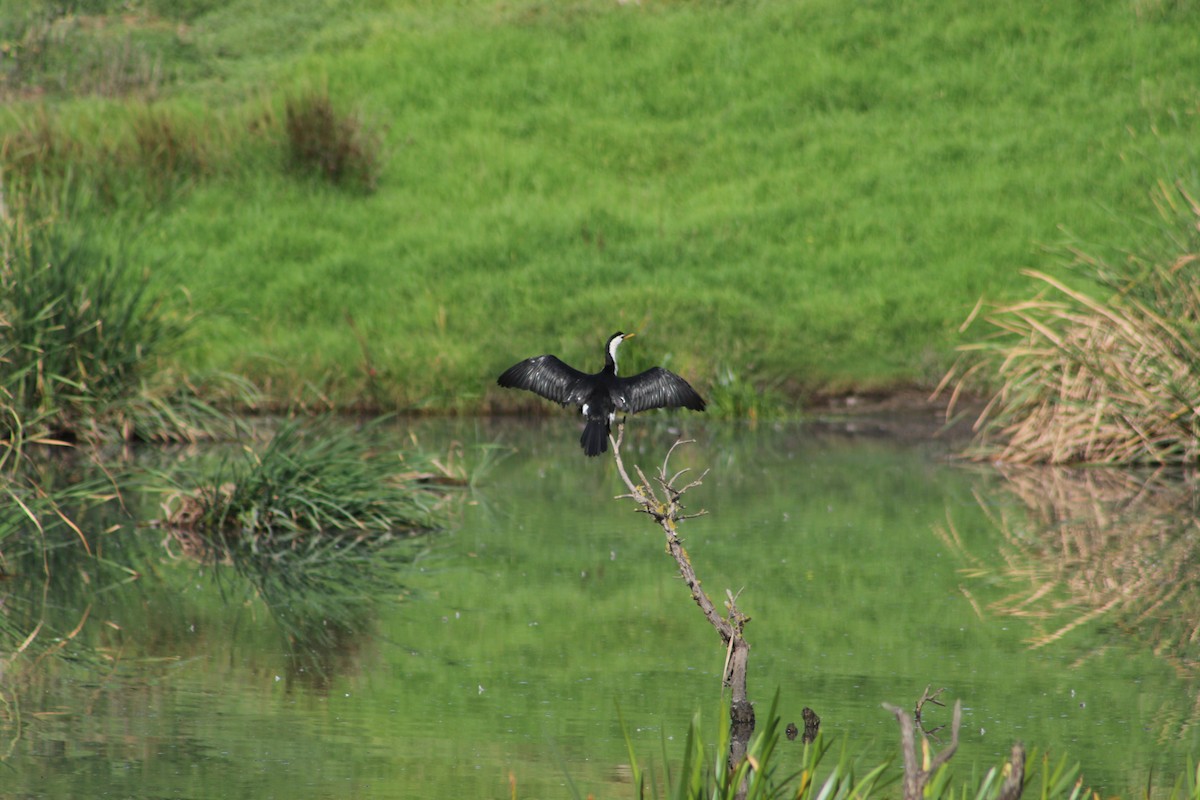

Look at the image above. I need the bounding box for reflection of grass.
[945,466,1200,742]
[0,464,125,667]
[159,418,457,679]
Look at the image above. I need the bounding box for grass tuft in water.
[159,418,455,673]
[161,418,447,542]
[942,181,1200,465]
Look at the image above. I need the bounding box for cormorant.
[497,332,706,456]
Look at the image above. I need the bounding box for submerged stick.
[610,423,755,773]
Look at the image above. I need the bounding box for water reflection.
[2,419,1200,798]
[949,465,1200,742]
[984,470,1200,671]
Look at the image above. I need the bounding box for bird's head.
[606,331,635,370]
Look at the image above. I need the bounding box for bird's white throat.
[608,335,624,374]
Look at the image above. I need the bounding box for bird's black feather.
[497,355,590,406]
[621,367,706,413]
[580,419,609,456]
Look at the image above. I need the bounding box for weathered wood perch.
[610,423,755,771]
[883,698,962,800]
[884,696,1026,800]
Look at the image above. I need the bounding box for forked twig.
[883,698,963,800]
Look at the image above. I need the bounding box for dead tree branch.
[886,694,1025,800]
[999,742,1026,800]
[883,698,962,800]
[610,422,755,771]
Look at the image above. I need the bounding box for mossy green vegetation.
[2,0,1198,412]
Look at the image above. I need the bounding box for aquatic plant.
[941,182,1200,465]
[160,418,449,542]
[607,691,1104,800]
[159,418,456,675]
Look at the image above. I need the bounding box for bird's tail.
[580,419,609,457]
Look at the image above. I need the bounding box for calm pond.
[3,416,1199,798]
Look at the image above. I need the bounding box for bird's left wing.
[497,355,591,406]
[621,368,706,413]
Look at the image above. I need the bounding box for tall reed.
[942,182,1200,465]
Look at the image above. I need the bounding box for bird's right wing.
[497,355,590,406]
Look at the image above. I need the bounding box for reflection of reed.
[945,467,1200,742]
[974,467,1200,668]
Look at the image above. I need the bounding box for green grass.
[0,184,252,460]
[159,416,448,539]
[2,0,1199,412]
[613,692,1118,800]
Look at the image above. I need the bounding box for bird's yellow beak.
[624,332,636,339]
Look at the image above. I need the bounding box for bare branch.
[915,684,948,737]
[610,422,755,778]
[884,698,963,800]
[998,743,1027,800]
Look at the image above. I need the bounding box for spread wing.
[620,368,706,413]
[497,355,591,407]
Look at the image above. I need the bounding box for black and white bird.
[497,332,706,457]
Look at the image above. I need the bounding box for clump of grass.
[941,182,1200,465]
[0,185,248,462]
[160,417,449,545]
[1,104,236,206]
[159,418,454,674]
[704,364,787,421]
[127,105,214,194]
[0,3,175,101]
[284,88,382,192]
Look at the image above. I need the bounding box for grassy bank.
[2,0,1198,412]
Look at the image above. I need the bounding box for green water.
[3,418,1198,798]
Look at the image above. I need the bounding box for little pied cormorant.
[497,332,706,457]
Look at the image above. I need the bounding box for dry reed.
[940,183,1200,465]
